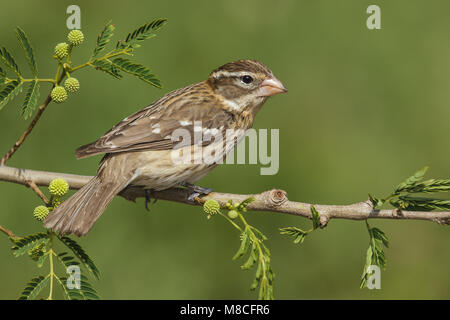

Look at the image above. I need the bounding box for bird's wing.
[76,82,235,159]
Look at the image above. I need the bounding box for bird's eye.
[241,75,253,84]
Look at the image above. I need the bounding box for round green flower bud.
[54,42,69,59]
[203,199,220,215]
[227,210,239,219]
[64,77,80,93]
[67,29,84,46]
[49,178,69,196]
[33,205,49,221]
[51,86,68,103]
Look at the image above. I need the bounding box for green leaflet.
[0,47,21,77]
[233,228,251,260]
[116,18,167,50]
[368,193,385,209]
[280,206,322,244]
[395,166,428,194]
[392,196,450,211]
[18,275,49,300]
[92,22,115,58]
[360,222,389,288]
[111,57,161,87]
[0,80,23,110]
[22,80,40,119]
[0,66,5,84]
[396,178,450,194]
[311,205,321,230]
[55,252,81,268]
[16,27,37,76]
[59,236,100,279]
[279,226,309,244]
[241,242,258,270]
[60,274,100,300]
[231,224,274,299]
[91,59,122,79]
[11,232,49,257]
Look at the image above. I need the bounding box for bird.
[43,59,287,236]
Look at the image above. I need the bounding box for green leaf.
[55,252,80,269]
[91,59,122,79]
[311,205,321,229]
[59,236,100,279]
[397,178,450,194]
[0,47,21,77]
[111,57,161,87]
[92,22,115,58]
[392,195,450,211]
[241,242,258,270]
[279,226,309,244]
[18,275,49,300]
[368,193,384,209]
[16,27,37,76]
[116,18,167,50]
[0,66,5,84]
[233,228,251,260]
[11,232,49,257]
[0,80,23,110]
[60,274,100,300]
[36,252,48,268]
[395,166,428,194]
[21,80,39,119]
[360,222,389,288]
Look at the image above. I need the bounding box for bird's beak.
[258,76,287,97]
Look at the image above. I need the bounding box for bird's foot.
[145,189,157,211]
[180,182,213,202]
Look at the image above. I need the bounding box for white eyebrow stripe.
[152,123,160,129]
[212,70,256,79]
[179,120,192,126]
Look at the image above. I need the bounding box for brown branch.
[1,165,449,226]
[1,94,52,165]
[26,180,49,204]
[0,224,17,239]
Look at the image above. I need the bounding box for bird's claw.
[181,182,213,202]
[187,192,201,202]
[145,189,152,211]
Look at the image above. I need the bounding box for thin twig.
[26,180,49,204]
[0,165,449,226]
[1,94,52,165]
[0,224,17,239]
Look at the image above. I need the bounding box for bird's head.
[207,59,287,114]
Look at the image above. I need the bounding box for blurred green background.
[0,0,449,299]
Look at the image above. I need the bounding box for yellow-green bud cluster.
[227,210,239,219]
[49,178,69,197]
[33,205,49,221]
[52,199,61,209]
[67,30,84,46]
[203,199,220,216]
[54,42,69,59]
[51,86,68,103]
[64,77,80,93]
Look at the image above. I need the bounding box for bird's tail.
[44,175,128,236]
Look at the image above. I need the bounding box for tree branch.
[0,165,449,226]
[0,224,17,239]
[1,94,52,165]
